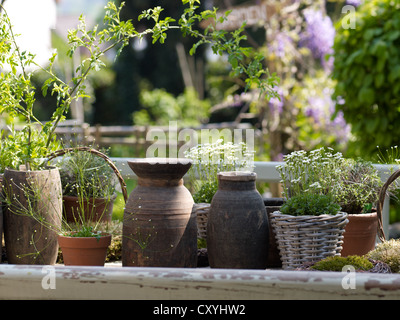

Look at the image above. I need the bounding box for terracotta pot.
[2,167,62,265]
[341,212,378,256]
[264,198,285,268]
[207,171,269,269]
[122,158,197,267]
[62,194,116,223]
[58,233,111,266]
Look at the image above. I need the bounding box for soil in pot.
[58,233,112,266]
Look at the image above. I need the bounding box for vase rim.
[218,171,256,181]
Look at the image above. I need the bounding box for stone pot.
[122,158,197,267]
[341,211,378,256]
[58,233,111,266]
[207,171,269,269]
[2,167,62,265]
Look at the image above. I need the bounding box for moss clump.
[311,255,373,272]
[367,239,400,273]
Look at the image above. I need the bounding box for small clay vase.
[207,171,269,269]
[122,158,197,267]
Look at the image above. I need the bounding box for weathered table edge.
[0,264,399,300]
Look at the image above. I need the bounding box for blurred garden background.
[3,0,400,223]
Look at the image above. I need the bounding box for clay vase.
[58,233,112,266]
[341,212,378,256]
[122,158,197,267]
[62,194,116,223]
[207,171,269,269]
[2,167,62,265]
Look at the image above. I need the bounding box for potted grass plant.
[47,147,127,266]
[272,147,349,269]
[54,148,119,223]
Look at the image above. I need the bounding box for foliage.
[335,159,382,214]
[242,0,351,161]
[185,139,254,203]
[0,0,278,171]
[367,239,400,273]
[311,255,373,272]
[133,86,210,126]
[0,2,133,170]
[277,148,381,215]
[332,0,400,158]
[276,147,345,200]
[56,149,117,199]
[280,193,341,216]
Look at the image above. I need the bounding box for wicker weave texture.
[269,211,348,269]
[192,203,210,240]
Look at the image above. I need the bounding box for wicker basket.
[376,168,400,242]
[47,147,128,204]
[192,203,210,240]
[269,211,348,269]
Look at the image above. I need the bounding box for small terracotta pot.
[341,212,378,257]
[58,233,111,266]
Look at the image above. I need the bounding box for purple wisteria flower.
[305,87,350,145]
[268,32,293,58]
[300,9,335,72]
[346,0,362,7]
[268,87,284,114]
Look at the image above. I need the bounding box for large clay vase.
[341,212,378,256]
[2,167,62,265]
[122,158,197,267]
[207,171,269,269]
[58,233,112,266]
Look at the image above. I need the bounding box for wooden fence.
[54,121,262,157]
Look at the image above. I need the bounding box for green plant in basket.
[276,147,345,200]
[280,193,340,216]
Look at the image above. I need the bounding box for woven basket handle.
[377,168,400,241]
[47,147,128,204]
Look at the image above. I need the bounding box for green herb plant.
[0,0,279,172]
[276,147,345,200]
[280,193,340,217]
[335,159,382,215]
